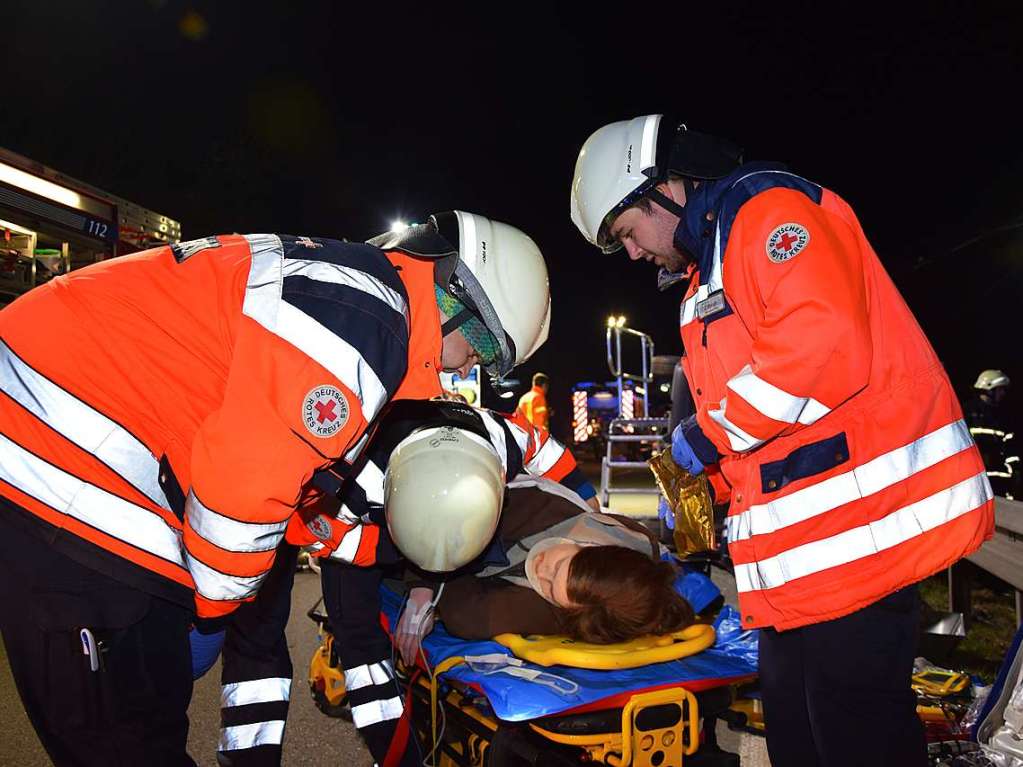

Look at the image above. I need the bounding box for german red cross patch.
[766,223,810,263]
[306,515,333,542]
[302,385,349,439]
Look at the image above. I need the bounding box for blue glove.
[658,497,675,530]
[190,627,226,680]
[671,423,705,475]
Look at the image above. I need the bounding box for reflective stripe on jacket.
[678,172,993,630]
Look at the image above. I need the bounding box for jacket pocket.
[759,432,849,494]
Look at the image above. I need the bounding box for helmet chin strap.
[440,307,475,337]
[645,185,688,219]
[645,183,698,270]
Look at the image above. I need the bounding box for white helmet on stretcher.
[384,425,506,572]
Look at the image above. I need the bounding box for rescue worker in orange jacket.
[572,115,994,767]
[516,371,550,430]
[0,210,550,766]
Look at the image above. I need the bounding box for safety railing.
[949,496,1023,626]
[601,322,668,510]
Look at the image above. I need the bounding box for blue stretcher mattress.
[381,572,759,721]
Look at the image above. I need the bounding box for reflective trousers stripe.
[0,338,170,511]
[219,721,286,752]
[350,696,403,729]
[186,490,287,553]
[0,433,185,568]
[734,471,992,593]
[344,661,394,691]
[221,677,291,708]
[726,419,975,543]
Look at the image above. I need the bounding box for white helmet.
[368,211,550,379]
[571,115,665,254]
[975,369,1011,390]
[447,211,551,376]
[384,425,505,572]
[570,115,743,253]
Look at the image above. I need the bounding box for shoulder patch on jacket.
[302,385,350,438]
[766,223,810,263]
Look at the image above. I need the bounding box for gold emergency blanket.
[648,450,716,556]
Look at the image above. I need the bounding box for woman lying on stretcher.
[298,398,695,664]
[378,411,696,664]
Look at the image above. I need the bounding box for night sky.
[3,2,1021,438]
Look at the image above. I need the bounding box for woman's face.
[530,543,581,607]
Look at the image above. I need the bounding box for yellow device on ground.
[911,668,970,697]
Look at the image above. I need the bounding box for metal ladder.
[599,323,669,511]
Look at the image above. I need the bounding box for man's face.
[606,182,689,273]
[440,328,480,378]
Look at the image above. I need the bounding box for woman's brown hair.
[560,545,695,644]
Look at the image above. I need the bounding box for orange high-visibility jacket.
[0,234,442,618]
[676,170,993,631]
[516,385,549,431]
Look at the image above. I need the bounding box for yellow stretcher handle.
[493,623,716,670]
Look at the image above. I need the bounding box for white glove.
[396,586,437,666]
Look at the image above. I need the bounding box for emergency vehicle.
[0,146,181,305]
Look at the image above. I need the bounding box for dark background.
[3,1,1020,439]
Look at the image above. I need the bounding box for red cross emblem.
[314,399,338,424]
[766,223,810,263]
[776,232,798,252]
[302,385,349,438]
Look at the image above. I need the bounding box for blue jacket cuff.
[682,414,721,466]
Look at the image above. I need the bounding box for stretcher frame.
[407,665,745,767]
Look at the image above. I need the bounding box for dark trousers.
[216,545,298,767]
[0,515,195,767]
[759,586,927,767]
[321,559,420,767]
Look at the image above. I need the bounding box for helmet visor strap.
[436,287,500,367]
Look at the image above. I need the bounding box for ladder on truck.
[599,322,669,513]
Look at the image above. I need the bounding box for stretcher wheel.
[311,686,351,719]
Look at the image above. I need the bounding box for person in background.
[965,369,1018,499]
[517,371,550,430]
